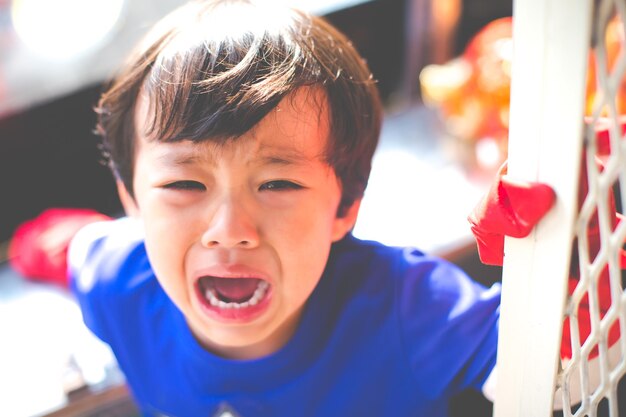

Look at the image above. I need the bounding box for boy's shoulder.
[330,233,444,284]
[68,217,162,343]
[331,233,499,309]
[331,233,424,265]
[68,217,153,297]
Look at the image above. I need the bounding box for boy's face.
[129,88,359,359]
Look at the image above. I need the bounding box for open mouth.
[197,277,271,310]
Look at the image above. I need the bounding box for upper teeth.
[206,280,270,309]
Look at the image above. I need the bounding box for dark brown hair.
[96,0,382,215]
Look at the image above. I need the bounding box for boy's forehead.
[134,88,331,166]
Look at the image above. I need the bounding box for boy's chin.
[188,302,304,360]
[190,322,289,360]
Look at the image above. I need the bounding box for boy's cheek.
[269,210,335,241]
[142,217,194,272]
[139,198,202,230]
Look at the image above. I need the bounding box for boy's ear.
[332,199,362,242]
[116,180,140,217]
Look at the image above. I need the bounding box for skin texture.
[123,88,360,359]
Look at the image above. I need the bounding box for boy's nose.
[200,198,260,249]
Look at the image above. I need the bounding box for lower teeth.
[205,280,269,309]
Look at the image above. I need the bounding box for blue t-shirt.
[69,218,500,417]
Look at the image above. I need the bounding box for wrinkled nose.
[200,198,260,249]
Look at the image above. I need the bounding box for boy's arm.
[8,208,112,287]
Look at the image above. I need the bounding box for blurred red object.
[8,208,111,287]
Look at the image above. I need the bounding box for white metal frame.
[493,0,592,415]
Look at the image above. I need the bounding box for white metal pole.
[493,0,592,415]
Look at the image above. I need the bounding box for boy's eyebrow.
[158,152,214,166]
[257,153,310,166]
[255,146,323,167]
[157,152,205,166]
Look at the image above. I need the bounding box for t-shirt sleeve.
[396,248,500,398]
[67,217,146,344]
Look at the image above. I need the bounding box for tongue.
[211,278,260,303]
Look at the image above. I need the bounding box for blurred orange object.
[8,208,111,287]
[585,17,626,116]
[420,15,626,171]
[420,17,513,156]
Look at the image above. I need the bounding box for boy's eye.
[162,180,206,191]
[259,180,303,191]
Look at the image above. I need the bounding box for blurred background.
[0,0,514,247]
[0,0,513,415]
